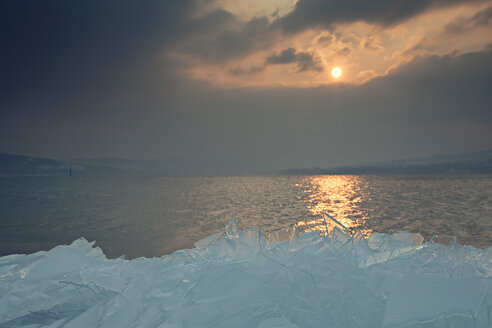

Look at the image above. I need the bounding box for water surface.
[0,175,490,258]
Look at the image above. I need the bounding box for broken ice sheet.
[368,231,424,250]
[0,218,490,327]
[323,212,349,234]
[225,218,240,239]
[194,231,224,250]
[431,235,457,246]
[295,212,349,237]
[266,227,294,243]
[382,275,489,327]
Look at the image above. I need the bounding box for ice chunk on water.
[351,229,365,241]
[225,218,240,239]
[323,212,349,234]
[431,234,457,246]
[266,225,299,246]
[0,218,491,327]
[290,225,299,242]
[194,230,224,250]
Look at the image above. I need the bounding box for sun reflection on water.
[296,176,373,236]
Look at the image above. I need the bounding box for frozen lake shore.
[1,215,491,328]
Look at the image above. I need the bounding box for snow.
[0,214,491,328]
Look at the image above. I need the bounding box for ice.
[194,230,224,250]
[225,218,240,239]
[382,275,489,327]
[0,215,491,327]
[323,212,349,234]
[431,234,458,246]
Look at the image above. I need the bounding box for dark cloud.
[229,65,264,76]
[317,34,334,44]
[1,48,490,172]
[265,48,323,72]
[266,48,298,64]
[336,47,352,56]
[274,0,486,33]
[0,0,204,115]
[445,5,492,34]
[366,50,492,124]
[362,37,383,52]
[179,14,279,62]
[0,0,278,113]
[0,1,490,172]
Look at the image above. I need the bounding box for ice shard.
[0,218,490,327]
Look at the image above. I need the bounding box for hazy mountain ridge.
[72,157,237,176]
[355,149,492,167]
[0,153,70,176]
[281,149,492,175]
[0,153,239,176]
[1,150,491,176]
[0,153,138,176]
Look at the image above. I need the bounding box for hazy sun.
[331,67,342,79]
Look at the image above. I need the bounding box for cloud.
[317,34,334,44]
[336,47,352,56]
[357,70,380,83]
[387,37,428,62]
[362,36,383,52]
[445,5,492,34]
[274,0,486,33]
[179,14,279,62]
[265,48,323,72]
[2,47,490,172]
[0,0,279,104]
[0,0,205,113]
[0,0,490,172]
[229,65,264,76]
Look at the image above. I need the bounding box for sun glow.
[331,67,342,79]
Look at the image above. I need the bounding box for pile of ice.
[1,214,491,328]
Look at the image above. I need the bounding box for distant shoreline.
[281,159,492,175]
[1,150,491,176]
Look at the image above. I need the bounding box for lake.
[0,175,490,258]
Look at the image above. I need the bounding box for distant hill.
[0,153,240,176]
[0,153,135,176]
[281,149,492,175]
[73,157,238,176]
[0,153,71,176]
[359,149,492,166]
[2,149,492,177]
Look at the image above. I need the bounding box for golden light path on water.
[296,176,374,237]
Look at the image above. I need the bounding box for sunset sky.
[1,0,491,173]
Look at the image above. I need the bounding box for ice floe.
[0,214,491,327]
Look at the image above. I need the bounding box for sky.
[0,0,491,173]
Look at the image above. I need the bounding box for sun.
[331,67,342,79]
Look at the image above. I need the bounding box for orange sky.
[173,0,492,87]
